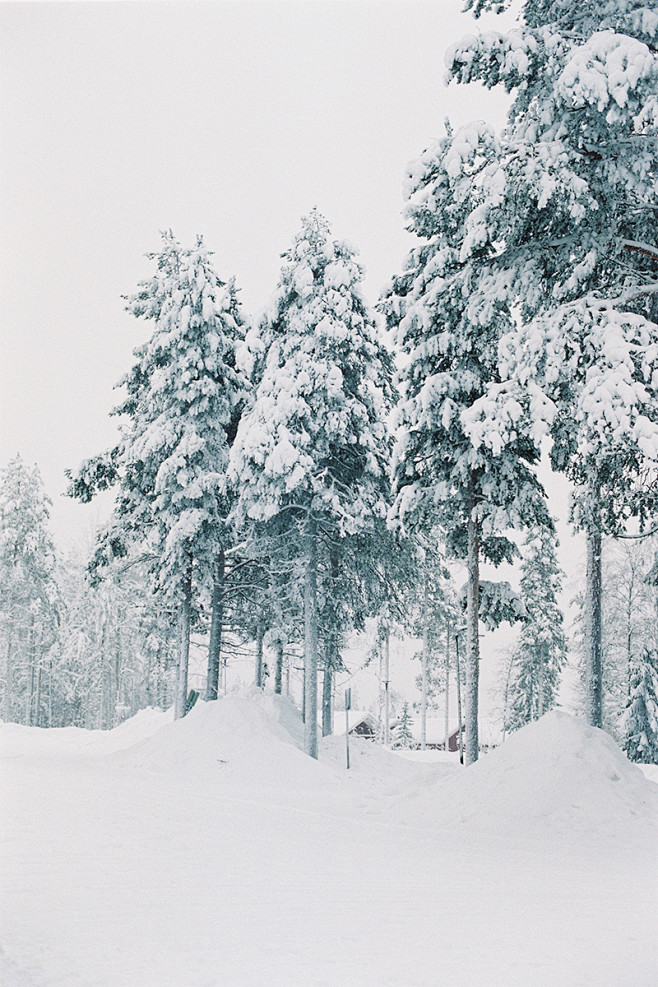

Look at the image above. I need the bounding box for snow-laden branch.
[622,240,658,262]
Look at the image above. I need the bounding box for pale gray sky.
[1,0,517,548]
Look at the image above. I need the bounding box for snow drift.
[115,690,340,797]
[405,710,658,838]
[0,705,173,758]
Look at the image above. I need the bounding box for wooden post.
[345,687,351,770]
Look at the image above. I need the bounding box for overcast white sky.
[2,0,557,556]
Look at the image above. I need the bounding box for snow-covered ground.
[1,694,657,986]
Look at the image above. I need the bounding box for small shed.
[333,710,378,740]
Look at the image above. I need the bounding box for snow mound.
[0,706,173,758]
[320,733,445,788]
[408,711,658,838]
[116,690,332,793]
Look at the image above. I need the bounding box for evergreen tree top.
[69,233,250,595]
[231,212,394,537]
[384,121,550,556]
[0,455,58,599]
[433,0,658,533]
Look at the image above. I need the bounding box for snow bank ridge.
[418,710,658,837]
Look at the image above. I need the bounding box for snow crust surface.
[1,695,656,986]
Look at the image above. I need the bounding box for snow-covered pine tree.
[230,210,394,758]
[69,232,249,716]
[383,128,549,763]
[392,701,414,749]
[621,646,658,763]
[446,0,658,728]
[0,455,59,724]
[505,525,567,732]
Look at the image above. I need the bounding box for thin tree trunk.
[465,514,480,765]
[421,573,429,750]
[455,630,464,762]
[444,623,450,752]
[155,642,164,708]
[48,656,53,727]
[585,492,603,728]
[113,616,122,727]
[206,549,225,701]
[99,622,107,729]
[537,646,546,719]
[254,617,264,688]
[4,612,14,722]
[384,623,390,746]
[304,516,319,759]
[322,547,340,737]
[24,624,34,727]
[175,556,193,720]
[274,639,283,695]
[34,662,42,728]
[626,573,633,701]
[322,655,332,737]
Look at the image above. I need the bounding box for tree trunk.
[113,616,122,727]
[537,645,546,719]
[48,656,53,727]
[99,622,107,729]
[24,624,34,727]
[34,662,42,728]
[384,623,390,746]
[274,639,283,695]
[4,611,14,722]
[626,574,633,702]
[585,505,603,728]
[254,617,264,688]
[175,556,193,720]
[465,515,480,765]
[455,630,464,762]
[303,516,319,759]
[322,656,332,737]
[421,573,429,750]
[206,549,225,701]
[444,623,450,752]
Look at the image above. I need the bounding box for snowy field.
[2,694,657,987]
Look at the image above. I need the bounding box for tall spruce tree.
[69,232,248,716]
[230,210,394,758]
[505,525,567,732]
[621,645,658,763]
[383,128,549,763]
[445,0,658,728]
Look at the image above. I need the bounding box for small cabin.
[333,710,378,740]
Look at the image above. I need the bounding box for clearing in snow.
[1,692,656,986]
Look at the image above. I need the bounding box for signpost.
[345,688,351,770]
